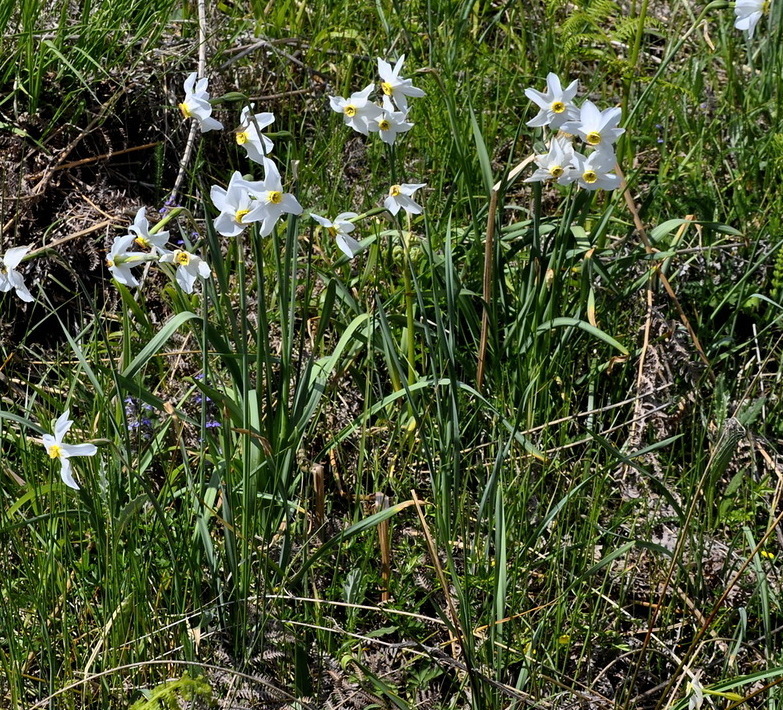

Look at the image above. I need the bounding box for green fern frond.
[130,672,213,710]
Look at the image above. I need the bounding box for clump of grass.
[2,1,783,709]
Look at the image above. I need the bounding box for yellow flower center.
[378,118,391,131]
[0,262,7,275]
[178,102,193,119]
[583,170,598,184]
[343,105,357,117]
[585,131,602,146]
[134,236,151,248]
[106,257,115,268]
[174,251,191,266]
[267,191,283,204]
[235,209,250,223]
[549,165,564,178]
[381,82,393,96]
[389,184,402,197]
[48,444,63,459]
[327,226,338,237]
[551,101,566,114]
[236,131,249,145]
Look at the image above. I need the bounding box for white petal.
[59,458,80,490]
[336,233,363,259]
[3,246,30,269]
[61,443,97,457]
[54,410,73,442]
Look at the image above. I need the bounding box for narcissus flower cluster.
[328,55,424,146]
[524,73,622,192]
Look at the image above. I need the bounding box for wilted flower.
[525,73,579,130]
[524,137,575,184]
[159,248,211,293]
[384,183,426,216]
[106,235,146,287]
[329,84,382,135]
[562,149,621,191]
[0,246,34,302]
[251,157,303,237]
[560,100,625,150]
[178,72,223,133]
[128,207,169,253]
[734,0,769,38]
[211,171,267,237]
[377,55,426,112]
[368,96,414,145]
[311,212,362,259]
[42,409,97,490]
[235,106,275,163]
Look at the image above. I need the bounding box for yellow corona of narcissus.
[41,409,98,490]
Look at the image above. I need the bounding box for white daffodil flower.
[329,84,382,135]
[211,171,268,237]
[128,207,169,253]
[42,409,97,490]
[562,149,621,191]
[235,106,275,163]
[525,73,580,130]
[524,137,576,184]
[311,212,362,259]
[252,157,304,237]
[734,0,768,38]
[0,246,34,302]
[106,235,146,287]
[377,55,426,112]
[178,72,223,133]
[560,100,625,150]
[384,183,426,216]
[159,248,211,293]
[368,96,413,146]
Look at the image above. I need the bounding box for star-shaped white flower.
[251,158,304,237]
[368,97,414,146]
[329,84,382,135]
[128,207,169,253]
[377,55,426,112]
[0,246,34,302]
[311,212,362,259]
[235,106,275,163]
[734,0,769,38]
[42,409,97,490]
[525,73,580,130]
[106,235,146,287]
[561,149,621,191]
[560,100,625,150]
[384,183,426,216]
[211,171,267,237]
[178,72,223,133]
[159,248,211,293]
[524,137,576,184]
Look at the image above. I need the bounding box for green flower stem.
[402,213,416,386]
[149,206,189,234]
